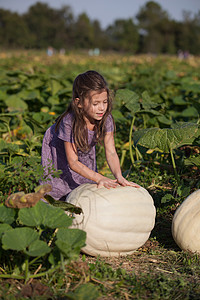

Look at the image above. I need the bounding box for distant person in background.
[40,70,140,201]
[177,49,184,60]
[183,50,189,59]
[178,49,189,60]
[59,48,66,55]
[47,46,54,56]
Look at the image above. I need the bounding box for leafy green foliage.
[0,205,16,224]
[56,228,86,258]
[2,227,49,254]
[0,156,61,202]
[44,194,83,213]
[66,283,100,300]
[0,199,86,282]
[133,122,200,153]
[19,201,73,228]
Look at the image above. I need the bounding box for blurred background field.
[0,1,200,55]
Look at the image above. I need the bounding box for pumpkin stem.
[129,116,136,165]
[120,149,126,167]
[24,256,30,283]
[170,147,179,185]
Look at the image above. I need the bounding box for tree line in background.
[0,1,200,54]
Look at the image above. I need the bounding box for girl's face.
[81,90,108,124]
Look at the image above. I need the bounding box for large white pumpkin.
[66,183,156,257]
[172,189,200,253]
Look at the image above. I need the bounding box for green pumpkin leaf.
[32,112,52,124]
[44,195,82,214]
[26,78,44,89]
[7,142,20,155]
[21,90,40,100]
[0,116,12,125]
[0,90,7,101]
[161,193,174,204]
[183,83,200,93]
[66,283,100,300]
[181,107,198,117]
[50,79,63,96]
[0,204,16,224]
[115,89,140,114]
[24,240,51,257]
[184,156,200,167]
[19,201,72,228]
[2,227,39,251]
[0,223,12,238]
[48,96,60,105]
[5,95,28,111]
[10,156,24,165]
[112,109,127,121]
[165,70,176,80]
[0,138,6,151]
[133,122,200,153]
[141,91,159,110]
[157,115,172,125]
[138,109,161,116]
[173,96,187,106]
[56,228,86,256]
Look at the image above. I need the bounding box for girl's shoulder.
[56,111,75,142]
[106,113,114,122]
[62,111,74,125]
[105,113,114,132]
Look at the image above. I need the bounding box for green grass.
[1,236,199,299]
[1,169,200,299]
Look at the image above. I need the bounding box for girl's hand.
[97,177,119,189]
[116,176,140,188]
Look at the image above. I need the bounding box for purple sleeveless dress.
[40,112,114,200]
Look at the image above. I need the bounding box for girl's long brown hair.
[55,70,113,153]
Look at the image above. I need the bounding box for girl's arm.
[104,131,140,188]
[64,141,119,189]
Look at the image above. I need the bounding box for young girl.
[41,70,140,200]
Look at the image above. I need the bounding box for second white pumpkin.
[172,189,200,253]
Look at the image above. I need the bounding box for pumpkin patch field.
[0,51,200,299]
